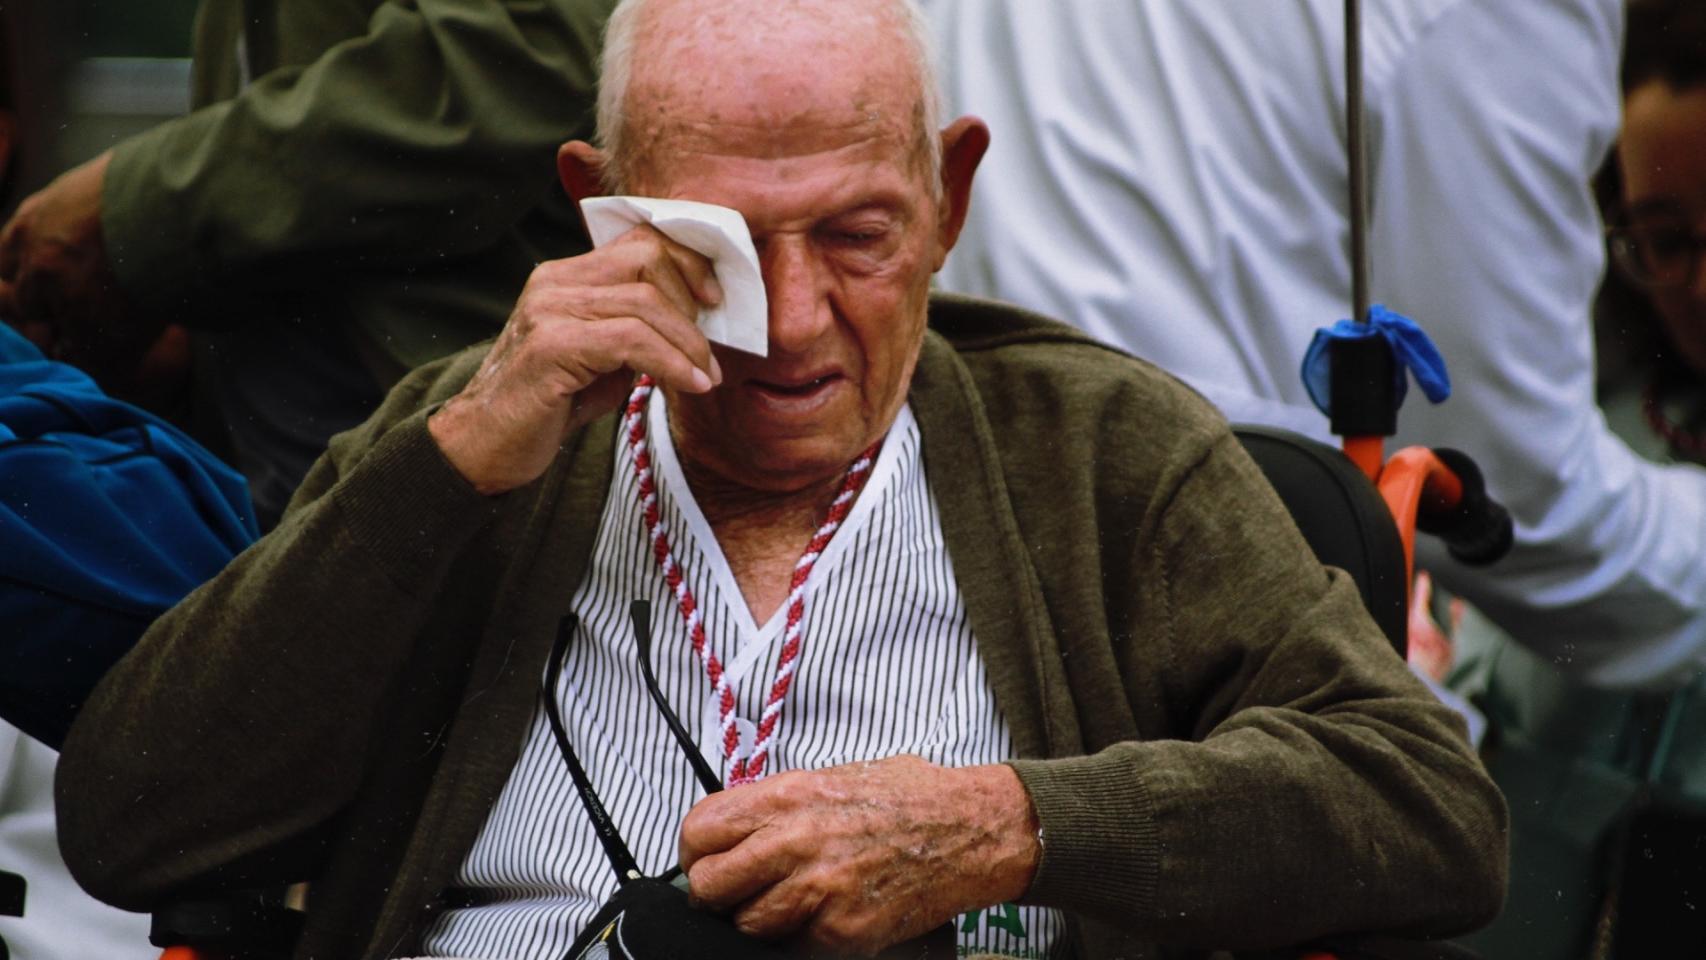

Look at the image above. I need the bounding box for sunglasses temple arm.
[630,599,726,796]
[543,614,644,882]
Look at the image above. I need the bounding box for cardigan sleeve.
[53,352,502,910]
[101,0,610,321]
[1008,430,1508,950]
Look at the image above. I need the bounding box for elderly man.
[55,0,1506,957]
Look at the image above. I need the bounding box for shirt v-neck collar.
[641,390,920,681]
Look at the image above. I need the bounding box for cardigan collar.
[909,328,1080,761]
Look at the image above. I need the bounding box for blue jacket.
[0,325,257,747]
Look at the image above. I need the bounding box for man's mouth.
[751,374,839,397]
[744,373,846,413]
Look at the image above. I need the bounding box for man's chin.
[730,442,870,493]
[671,390,893,495]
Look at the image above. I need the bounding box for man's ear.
[557,140,608,204]
[933,116,991,267]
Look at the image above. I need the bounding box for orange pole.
[1342,435,1384,482]
[1375,447,1465,584]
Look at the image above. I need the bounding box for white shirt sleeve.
[1370,0,1706,688]
[0,724,155,959]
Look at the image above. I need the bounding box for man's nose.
[760,235,833,355]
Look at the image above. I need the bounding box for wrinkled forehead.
[623,0,924,172]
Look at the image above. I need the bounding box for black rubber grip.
[1415,448,1513,566]
[148,892,303,954]
[0,869,23,917]
[1329,335,1400,438]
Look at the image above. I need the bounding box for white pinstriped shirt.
[418,393,1063,959]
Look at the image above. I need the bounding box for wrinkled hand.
[679,756,1040,957]
[0,151,154,385]
[428,224,724,495]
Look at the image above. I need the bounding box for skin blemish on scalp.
[622,0,920,163]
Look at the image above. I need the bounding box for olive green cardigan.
[57,296,1506,959]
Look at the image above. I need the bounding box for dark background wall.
[2,0,199,215]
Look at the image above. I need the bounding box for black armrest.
[149,891,303,960]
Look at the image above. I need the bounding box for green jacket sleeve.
[1010,431,1508,949]
[101,0,613,315]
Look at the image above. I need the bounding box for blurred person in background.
[1451,2,1706,955]
[0,0,619,528]
[922,0,1706,695]
[1600,0,1706,468]
[0,9,160,956]
[1596,7,1706,950]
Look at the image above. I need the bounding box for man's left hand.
[679,755,1040,956]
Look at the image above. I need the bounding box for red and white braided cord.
[622,375,878,785]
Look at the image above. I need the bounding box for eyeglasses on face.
[1608,215,1706,291]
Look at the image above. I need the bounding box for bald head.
[595,0,942,195]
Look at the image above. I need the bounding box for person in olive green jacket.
[56,1,1507,957]
[0,0,617,526]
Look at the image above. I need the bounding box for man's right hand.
[428,224,724,495]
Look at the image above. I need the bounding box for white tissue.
[579,196,769,357]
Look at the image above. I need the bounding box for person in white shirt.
[925,0,1706,689]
